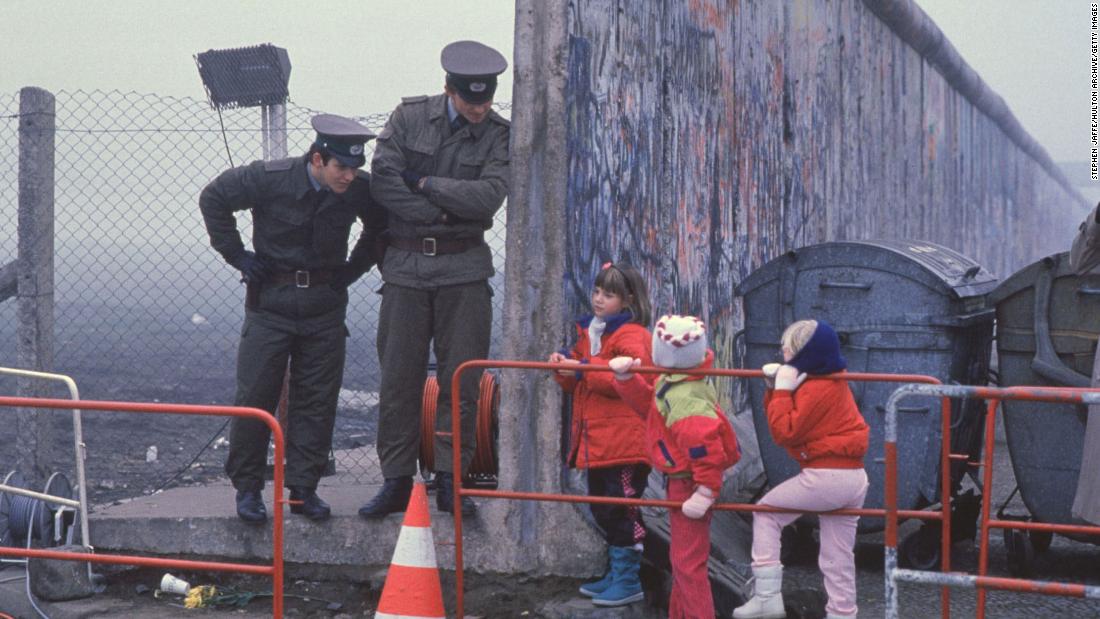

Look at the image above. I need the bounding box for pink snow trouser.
[752,467,868,617]
[667,477,715,619]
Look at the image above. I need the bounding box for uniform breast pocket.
[313,206,356,259]
[456,154,485,180]
[263,202,312,247]
[406,141,437,173]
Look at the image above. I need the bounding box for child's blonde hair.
[781,320,818,356]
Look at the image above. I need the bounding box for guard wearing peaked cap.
[360,40,510,520]
[311,113,376,168]
[199,113,386,524]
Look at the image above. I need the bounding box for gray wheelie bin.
[736,240,996,564]
[989,251,1100,575]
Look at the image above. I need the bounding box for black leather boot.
[235,488,267,524]
[435,472,476,516]
[289,487,331,521]
[358,476,414,519]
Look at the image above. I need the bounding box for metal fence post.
[262,103,288,160]
[16,86,56,483]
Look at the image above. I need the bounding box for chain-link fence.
[0,89,509,502]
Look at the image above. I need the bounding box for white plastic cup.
[159,573,191,595]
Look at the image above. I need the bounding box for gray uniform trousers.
[225,286,347,492]
[375,280,491,477]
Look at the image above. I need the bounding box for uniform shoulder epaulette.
[401,95,429,105]
[263,158,295,172]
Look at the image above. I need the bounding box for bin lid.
[988,252,1071,306]
[736,239,998,300]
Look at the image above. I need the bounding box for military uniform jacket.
[200,154,384,276]
[370,93,510,288]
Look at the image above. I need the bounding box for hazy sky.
[0,0,515,118]
[0,1,1089,168]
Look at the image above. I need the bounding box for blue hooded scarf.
[788,320,847,376]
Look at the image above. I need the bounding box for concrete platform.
[88,477,530,581]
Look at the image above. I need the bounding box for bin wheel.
[898,524,941,571]
[779,523,818,566]
[1003,529,1035,577]
[1028,529,1053,555]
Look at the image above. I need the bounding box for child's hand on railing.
[681,486,715,519]
[548,352,580,377]
[774,364,807,391]
[608,356,640,381]
[761,362,781,389]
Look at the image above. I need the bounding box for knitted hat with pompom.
[652,314,707,369]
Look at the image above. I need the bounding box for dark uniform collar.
[292,154,315,200]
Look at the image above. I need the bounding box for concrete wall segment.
[495,0,1086,576]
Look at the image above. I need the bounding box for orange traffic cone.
[374,482,445,619]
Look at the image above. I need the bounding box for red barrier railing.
[445,361,956,618]
[883,384,1100,619]
[0,396,286,618]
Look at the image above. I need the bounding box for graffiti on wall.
[563,0,1084,393]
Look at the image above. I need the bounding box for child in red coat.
[549,263,653,607]
[734,319,869,619]
[609,314,740,619]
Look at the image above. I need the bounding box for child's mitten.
[681,486,715,519]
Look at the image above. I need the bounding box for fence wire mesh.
[0,89,509,502]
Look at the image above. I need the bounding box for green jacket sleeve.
[421,129,510,221]
[369,105,447,225]
[198,161,265,262]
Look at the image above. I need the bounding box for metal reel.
[40,472,76,546]
[0,470,18,547]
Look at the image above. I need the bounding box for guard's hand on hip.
[229,250,269,284]
[608,356,640,381]
[773,364,807,391]
[682,486,715,519]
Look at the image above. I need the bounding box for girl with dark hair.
[548,262,653,607]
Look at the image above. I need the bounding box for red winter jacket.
[764,373,869,469]
[611,351,740,493]
[555,313,652,469]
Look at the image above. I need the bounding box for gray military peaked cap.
[441,40,508,105]
[311,113,376,168]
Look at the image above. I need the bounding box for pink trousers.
[752,467,868,617]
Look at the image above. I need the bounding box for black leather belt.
[267,269,335,288]
[388,236,484,256]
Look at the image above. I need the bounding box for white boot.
[732,564,785,619]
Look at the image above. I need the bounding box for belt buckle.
[295,270,310,288]
[422,238,437,256]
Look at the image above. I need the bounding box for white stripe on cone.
[391,523,437,569]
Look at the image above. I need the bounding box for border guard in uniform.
[360,40,510,518]
[200,114,385,523]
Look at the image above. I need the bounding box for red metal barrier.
[445,361,953,619]
[883,384,1100,619]
[0,396,286,618]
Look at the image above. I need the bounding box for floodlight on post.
[194,44,292,161]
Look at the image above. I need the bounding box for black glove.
[227,250,270,284]
[401,169,425,192]
[330,264,366,291]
